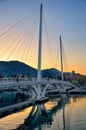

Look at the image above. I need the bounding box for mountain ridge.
[0,60,61,78]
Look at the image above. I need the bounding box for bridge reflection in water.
[0,95,72,130]
[13,95,71,130]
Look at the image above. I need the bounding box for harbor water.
[0,93,86,130]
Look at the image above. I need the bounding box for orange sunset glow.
[0,0,86,75]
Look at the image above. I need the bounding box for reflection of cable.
[63,105,66,130]
[65,102,72,130]
[15,98,68,130]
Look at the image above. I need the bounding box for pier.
[0,100,35,118]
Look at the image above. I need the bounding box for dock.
[0,100,35,118]
[0,96,50,118]
[67,87,86,94]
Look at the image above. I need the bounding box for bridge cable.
[43,15,54,69]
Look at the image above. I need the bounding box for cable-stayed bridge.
[0,6,77,130]
[0,4,76,100]
[0,77,76,100]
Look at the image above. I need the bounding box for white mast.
[60,35,64,81]
[37,4,43,81]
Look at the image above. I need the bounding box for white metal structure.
[60,35,64,81]
[37,4,43,81]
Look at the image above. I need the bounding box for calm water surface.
[0,91,29,108]
[0,95,86,130]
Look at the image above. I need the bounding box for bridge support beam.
[32,84,43,99]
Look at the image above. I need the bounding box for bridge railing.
[0,77,57,83]
[0,77,75,89]
[0,77,36,83]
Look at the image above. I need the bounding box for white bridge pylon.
[36,3,46,99]
[36,4,61,99]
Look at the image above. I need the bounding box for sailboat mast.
[37,4,43,80]
[60,35,64,81]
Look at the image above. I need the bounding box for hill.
[42,68,61,78]
[0,61,61,78]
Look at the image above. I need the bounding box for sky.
[0,0,86,75]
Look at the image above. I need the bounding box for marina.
[0,85,86,119]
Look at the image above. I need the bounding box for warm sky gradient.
[0,0,86,75]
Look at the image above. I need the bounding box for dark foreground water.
[0,91,30,108]
[0,95,86,130]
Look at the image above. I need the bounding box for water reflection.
[15,95,69,130]
[0,95,86,130]
[0,91,30,108]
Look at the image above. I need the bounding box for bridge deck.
[0,78,76,89]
